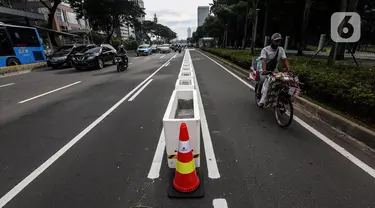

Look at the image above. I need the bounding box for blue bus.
[0,23,46,67]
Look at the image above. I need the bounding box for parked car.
[47,44,89,69]
[151,44,159,53]
[158,44,171,53]
[66,44,96,65]
[136,44,152,56]
[71,45,117,70]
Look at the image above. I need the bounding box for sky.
[143,0,212,40]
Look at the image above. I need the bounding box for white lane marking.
[128,79,153,101]
[190,50,221,179]
[197,50,375,179]
[18,81,81,104]
[198,52,254,90]
[165,62,170,67]
[129,62,133,65]
[147,54,177,179]
[0,56,175,208]
[134,57,140,59]
[148,129,166,179]
[213,198,228,208]
[160,55,165,59]
[0,83,15,88]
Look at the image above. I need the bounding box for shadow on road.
[92,70,118,76]
[54,68,88,75]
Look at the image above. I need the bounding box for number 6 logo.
[331,12,361,43]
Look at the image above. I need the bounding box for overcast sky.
[143,0,211,40]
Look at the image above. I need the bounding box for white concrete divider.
[178,71,194,79]
[181,65,193,71]
[163,89,201,168]
[175,78,195,90]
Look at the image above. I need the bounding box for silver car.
[158,44,171,53]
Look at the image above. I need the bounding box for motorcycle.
[115,54,128,72]
[178,48,182,53]
[254,71,301,128]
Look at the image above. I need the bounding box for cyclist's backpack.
[266,48,279,71]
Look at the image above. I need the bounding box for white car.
[158,44,171,53]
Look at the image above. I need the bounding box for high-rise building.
[187,27,191,38]
[197,6,209,27]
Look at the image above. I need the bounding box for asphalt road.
[0,49,375,208]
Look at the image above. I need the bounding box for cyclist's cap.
[271,33,283,40]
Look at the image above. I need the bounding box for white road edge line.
[165,62,170,67]
[197,50,375,179]
[0,83,15,88]
[18,81,81,104]
[190,50,221,179]
[146,53,180,179]
[0,56,175,208]
[213,198,228,208]
[148,129,166,179]
[128,79,153,101]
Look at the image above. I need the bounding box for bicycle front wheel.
[274,95,294,128]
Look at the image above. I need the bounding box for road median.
[199,48,375,150]
[0,62,47,76]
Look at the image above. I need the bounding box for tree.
[249,0,261,54]
[39,0,65,46]
[69,0,145,43]
[297,0,315,56]
[137,20,177,43]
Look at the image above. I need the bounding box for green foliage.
[202,48,254,69]
[124,36,138,50]
[140,20,177,42]
[68,0,144,42]
[91,31,106,44]
[111,37,123,49]
[203,48,375,127]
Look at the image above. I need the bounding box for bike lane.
[190,50,375,208]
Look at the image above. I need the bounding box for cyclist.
[258,33,291,107]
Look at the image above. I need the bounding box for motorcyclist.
[258,33,291,107]
[116,44,127,63]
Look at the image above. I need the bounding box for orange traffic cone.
[172,123,200,192]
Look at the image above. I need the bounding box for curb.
[199,49,375,149]
[0,62,47,76]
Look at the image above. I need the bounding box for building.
[187,27,191,38]
[116,24,135,40]
[6,1,90,52]
[116,0,144,40]
[11,1,88,33]
[0,0,45,26]
[197,6,209,27]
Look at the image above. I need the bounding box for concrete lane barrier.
[163,89,201,168]
[175,78,195,91]
[181,66,193,72]
[178,71,194,79]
